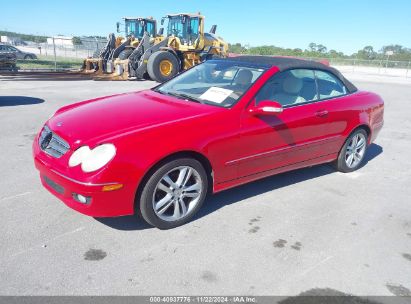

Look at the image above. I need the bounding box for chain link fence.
[12,38,108,70]
[7,39,411,77]
[328,58,411,78]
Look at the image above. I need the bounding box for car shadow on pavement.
[95,144,382,231]
[194,143,383,222]
[94,215,152,231]
[0,96,45,106]
[360,142,383,168]
[278,287,384,304]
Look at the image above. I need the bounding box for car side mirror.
[248,100,283,115]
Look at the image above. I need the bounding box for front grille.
[38,126,70,158]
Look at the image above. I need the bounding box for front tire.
[139,158,208,229]
[335,128,368,172]
[147,51,179,83]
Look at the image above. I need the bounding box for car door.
[6,46,21,59]
[235,69,334,178]
[313,70,352,154]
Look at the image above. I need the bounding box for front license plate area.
[43,175,65,194]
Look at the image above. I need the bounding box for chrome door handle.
[315,110,329,117]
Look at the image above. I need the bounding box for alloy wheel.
[152,166,202,222]
[345,133,367,168]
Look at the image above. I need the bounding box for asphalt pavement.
[0,72,410,297]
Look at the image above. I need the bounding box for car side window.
[6,46,17,52]
[255,69,317,107]
[315,70,347,99]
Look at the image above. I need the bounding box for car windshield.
[154,60,267,107]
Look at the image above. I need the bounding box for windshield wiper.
[165,91,203,104]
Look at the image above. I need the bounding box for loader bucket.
[93,59,130,81]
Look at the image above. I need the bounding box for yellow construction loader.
[82,17,157,75]
[108,13,228,82]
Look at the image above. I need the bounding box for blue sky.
[2,0,411,54]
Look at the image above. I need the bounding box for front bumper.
[34,154,136,217]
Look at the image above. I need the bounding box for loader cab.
[123,18,157,39]
[162,14,204,48]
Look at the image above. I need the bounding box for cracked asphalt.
[0,72,410,297]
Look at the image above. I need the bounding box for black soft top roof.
[220,56,358,93]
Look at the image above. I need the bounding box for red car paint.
[33,65,384,217]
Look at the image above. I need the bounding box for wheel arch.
[159,47,179,58]
[338,123,371,155]
[134,150,214,212]
[351,124,371,142]
[335,124,371,173]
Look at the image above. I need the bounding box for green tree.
[72,36,82,45]
[328,49,339,57]
[308,42,317,52]
[381,44,405,54]
[228,43,247,54]
[317,44,327,54]
[356,46,377,60]
[0,30,47,43]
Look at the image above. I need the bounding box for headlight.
[69,144,116,173]
[68,146,91,167]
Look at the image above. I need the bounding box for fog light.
[72,193,91,204]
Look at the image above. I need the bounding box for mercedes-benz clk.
[33,56,384,229]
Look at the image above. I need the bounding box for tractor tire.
[147,51,179,83]
[118,48,134,60]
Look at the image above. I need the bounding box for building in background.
[0,36,26,46]
[46,36,73,47]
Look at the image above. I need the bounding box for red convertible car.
[33,56,384,229]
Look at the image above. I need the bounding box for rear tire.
[138,158,208,229]
[147,51,179,83]
[335,128,368,173]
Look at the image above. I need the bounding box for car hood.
[47,90,220,147]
